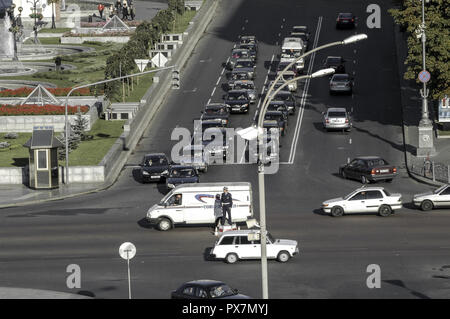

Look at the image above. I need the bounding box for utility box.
[24,126,63,189]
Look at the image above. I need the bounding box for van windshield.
[159,190,174,205]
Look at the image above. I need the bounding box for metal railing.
[409,156,450,184]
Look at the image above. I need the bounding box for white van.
[281,37,305,73]
[146,182,253,231]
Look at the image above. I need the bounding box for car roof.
[339,12,354,16]
[353,186,387,192]
[170,165,195,169]
[354,156,383,160]
[220,229,257,236]
[332,73,349,78]
[327,56,342,60]
[228,89,248,93]
[265,111,283,115]
[144,153,167,158]
[327,107,347,112]
[205,103,228,108]
[184,280,226,287]
[234,80,254,84]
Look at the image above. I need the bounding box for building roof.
[24,127,63,149]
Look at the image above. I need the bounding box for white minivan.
[146,182,253,231]
[281,37,305,73]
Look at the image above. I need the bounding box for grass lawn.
[0,40,124,88]
[172,10,198,33]
[0,133,32,167]
[438,130,450,136]
[66,119,125,166]
[0,120,124,167]
[112,72,155,103]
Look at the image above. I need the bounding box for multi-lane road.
[1,0,450,299]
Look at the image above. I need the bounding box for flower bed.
[63,31,134,37]
[0,87,101,97]
[0,104,89,115]
[80,20,142,28]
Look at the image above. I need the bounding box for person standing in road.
[214,194,223,227]
[221,187,233,225]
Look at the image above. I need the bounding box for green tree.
[72,112,89,141]
[389,0,450,99]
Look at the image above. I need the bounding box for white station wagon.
[413,184,450,211]
[322,187,402,217]
[210,230,299,264]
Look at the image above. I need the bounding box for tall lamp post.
[7,4,24,61]
[416,0,435,156]
[238,34,368,299]
[27,0,41,44]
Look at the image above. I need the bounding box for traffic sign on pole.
[151,53,168,68]
[418,70,431,83]
[134,59,149,72]
[119,242,136,299]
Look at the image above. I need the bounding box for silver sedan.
[413,184,450,211]
[322,107,352,131]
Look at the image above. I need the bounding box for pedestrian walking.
[129,4,135,20]
[122,1,129,20]
[109,4,115,17]
[220,187,233,225]
[97,3,105,19]
[214,194,223,227]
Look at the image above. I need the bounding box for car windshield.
[343,192,355,200]
[434,185,448,194]
[274,93,291,101]
[170,168,196,177]
[235,82,254,89]
[383,189,391,196]
[236,61,253,68]
[205,108,226,114]
[227,92,247,100]
[333,75,349,81]
[231,50,247,58]
[144,156,167,166]
[339,13,353,18]
[265,113,282,120]
[328,111,346,117]
[366,159,387,167]
[267,232,276,244]
[209,284,236,298]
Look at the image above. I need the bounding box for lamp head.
[342,34,368,44]
[311,68,335,78]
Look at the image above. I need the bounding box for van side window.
[219,236,235,245]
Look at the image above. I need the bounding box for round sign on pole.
[119,242,136,260]
[418,70,431,83]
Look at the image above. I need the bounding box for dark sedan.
[171,280,251,299]
[324,56,346,74]
[336,12,356,29]
[271,91,296,114]
[224,89,251,113]
[339,156,397,184]
[267,101,289,118]
[264,111,287,136]
[139,153,170,182]
[201,103,230,125]
[166,165,199,189]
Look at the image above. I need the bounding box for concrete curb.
[0,1,220,209]
[392,21,444,188]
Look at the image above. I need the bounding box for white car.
[321,187,402,217]
[210,230,299,264]
[413,184,450,211]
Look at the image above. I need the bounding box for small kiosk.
[24,126,63,189]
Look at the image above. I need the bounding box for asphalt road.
[1,0,450,299]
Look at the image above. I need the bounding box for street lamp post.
[416,0,435,156]
[7,5,24,61]
[27,0,41,44]
[63,65,175,184]
[238,34,368,299]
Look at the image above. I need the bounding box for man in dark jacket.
[220,187,233,225]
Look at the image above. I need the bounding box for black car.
[239,35,257,46]
[267,100,289,118]
[276,60,297,76]
[171,280,251,299]
[194,119,227,136]
[263,120,282,140]
[271,91,296,114]
[224,89,251,113]
[235,58,256,70]
[202,127,231,161]
[339,156,398,184]
[323,56,346,74]
[139,153,170,182]
[227,69,254,90]
[264,111,287,136]
[227,48,250,70]
[201,103,230,126]
[264,80,290,94]
[166,165,199,189]
[238,43,257,61]
[336,12,356,29]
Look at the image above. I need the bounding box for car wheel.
[331,206,344,217]
[225,253,238,264]
[361,175,368,184]
[378,205,392,217]
[420,200,433,211]
[157,218,172,231]
[277,251,290,263]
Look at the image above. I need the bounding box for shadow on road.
[137,217,155,230]
[132,169,144,183]
[383,279,430,299]
[77,290,96,298]
[203,247,216,261]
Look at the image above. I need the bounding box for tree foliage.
[104,2,185,100]
[389,0,450,99]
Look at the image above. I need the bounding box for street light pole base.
[416,123,436,157]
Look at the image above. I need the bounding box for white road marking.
[349,138,352,144]
[216,77,221,86]
[287,16,323,164]
[207,98,211,104]
[211,86,216,96]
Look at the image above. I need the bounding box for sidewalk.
[0,181,110,209]
[393,22,450,186]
